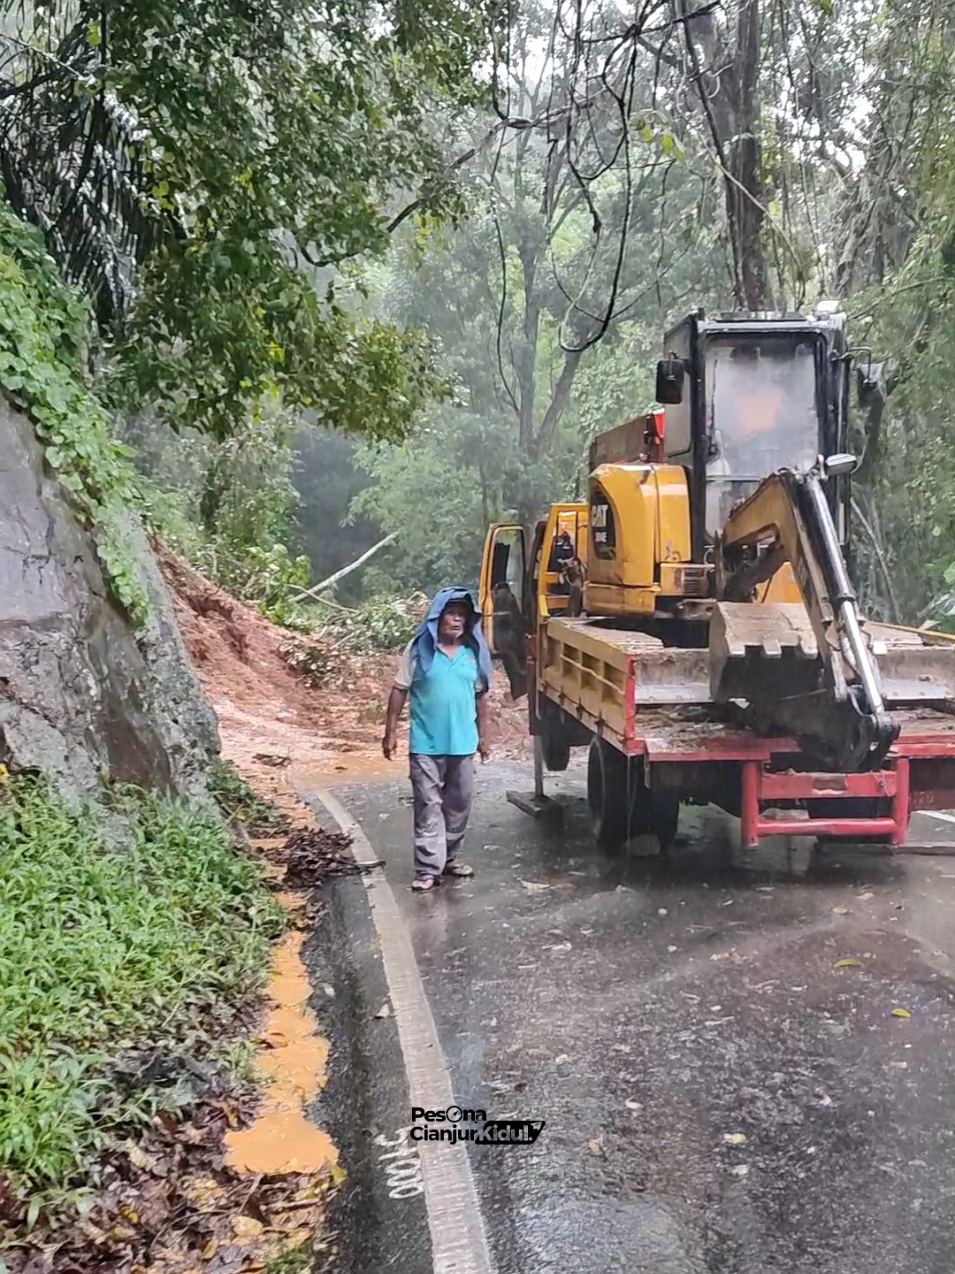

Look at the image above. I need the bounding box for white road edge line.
[313,788,496,1274]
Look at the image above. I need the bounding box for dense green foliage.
[311,0,955,615]
[0,0,498,442]
[6,0,955,625]
[0,775,283,1197]
[133,402,315,624]
[839,0,955,622]
[343,89,721,593]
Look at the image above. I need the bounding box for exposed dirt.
[160,548,530,809]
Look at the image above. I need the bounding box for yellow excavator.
[479,307,955,852]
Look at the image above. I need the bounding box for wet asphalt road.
[318,763,955,1274]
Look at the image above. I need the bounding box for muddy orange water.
[292,754,395,789]
[224,929,338,1176]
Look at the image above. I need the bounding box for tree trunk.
[682,0,772,309]
[727,0,771,310]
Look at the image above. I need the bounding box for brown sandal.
[443,862,474,878]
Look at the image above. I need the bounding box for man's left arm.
[476,684,491,761]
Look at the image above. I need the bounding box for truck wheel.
[587,737,631,852]
[631,781,680,852]
[540,726,571,772]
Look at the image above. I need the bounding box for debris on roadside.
[2,1069,338,1274]
[283,826,383,887]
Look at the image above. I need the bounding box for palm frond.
[0,5,171,330]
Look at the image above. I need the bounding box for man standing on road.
[382,588,492,892]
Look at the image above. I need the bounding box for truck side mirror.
[823,453,859,478]
[656,357,685,405]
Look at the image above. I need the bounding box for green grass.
[265,1243,314,1274]
[207,757,291,834]
[0,776,285,1196]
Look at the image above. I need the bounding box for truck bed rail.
[536,617,955,846]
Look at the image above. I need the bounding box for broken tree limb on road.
[292,532,397,601]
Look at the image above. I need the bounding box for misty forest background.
[5,0,955,639]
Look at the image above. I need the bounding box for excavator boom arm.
[713,464,900,771]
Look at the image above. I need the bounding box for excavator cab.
[479,503,588,699]
[583,308,855,621]
[657,307,852,561]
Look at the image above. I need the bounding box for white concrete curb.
[314,788,496,1274]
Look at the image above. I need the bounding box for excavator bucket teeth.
[709,602,821,703]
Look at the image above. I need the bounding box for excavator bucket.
[709,601,823,704]
[711,605,955,710]
[866,624,955,705]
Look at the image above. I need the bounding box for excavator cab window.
[536,504,588,621]
[704,334,821,535]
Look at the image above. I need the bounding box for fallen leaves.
[282,826,380,887]
[834,958,862,969]
[722,1133,747,1146]
[231,1215,265,1241]
[892,1007,911,1018]
[2,1097,337,1274]
[588,1137,605,1157]
[253,753,291,768]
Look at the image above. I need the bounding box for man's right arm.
[383,643,414,759]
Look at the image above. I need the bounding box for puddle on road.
[293,755,395,789]
[224,929,338,1176]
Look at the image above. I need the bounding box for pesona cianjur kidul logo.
[409,1105,545,1146]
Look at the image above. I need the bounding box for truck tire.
[540,725,571,772]
[587,737,631,852]
[630,777,681,852]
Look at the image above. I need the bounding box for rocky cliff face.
[0,395,219,799]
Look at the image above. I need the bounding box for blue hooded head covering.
[411,587,493,687]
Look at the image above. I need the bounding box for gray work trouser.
[409,754,474,877]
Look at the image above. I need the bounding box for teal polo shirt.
[394,640,486,757]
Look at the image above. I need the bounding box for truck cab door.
[478,524,528,699]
